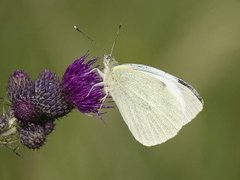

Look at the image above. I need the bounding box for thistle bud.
[33,70,73,119]
[20,123,46,149]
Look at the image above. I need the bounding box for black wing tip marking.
[178,79,204,105]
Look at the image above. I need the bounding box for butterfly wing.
[124,64,204,125]
[108,64,203,146]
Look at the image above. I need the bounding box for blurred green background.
[1,0,240,179]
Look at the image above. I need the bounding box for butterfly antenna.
[73,25,106,57]
[110,24,122,57]
[74,25,95,42]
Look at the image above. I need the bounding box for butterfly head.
[103,54,118,70]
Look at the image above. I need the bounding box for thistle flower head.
[63,54,106,115]
[7,71,36,122]
[33,70,73,119]
[20,123,46,149]
[7,70,34,103]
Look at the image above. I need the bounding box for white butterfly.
[74,25,204,146]
[94,54,204,146]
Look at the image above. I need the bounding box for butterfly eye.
[106,55,111,60]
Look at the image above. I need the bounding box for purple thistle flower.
[63,54,106,115]
[33,70,73,119]
[20,123,46,149]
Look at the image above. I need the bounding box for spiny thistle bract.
[43,120,55,135]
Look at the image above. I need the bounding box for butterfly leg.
[86,82,105,97]
[84,68,105,79]
[97,95,108,113]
